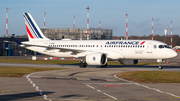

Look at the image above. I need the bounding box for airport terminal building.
[0,28,113,56]
[0,37,31,56]
[41,28,112,40]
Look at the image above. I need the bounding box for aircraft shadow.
[0,91,54,101]
[60,94,83,98]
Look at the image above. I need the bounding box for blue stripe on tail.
[23,14,38,38]
[24,13,43,39]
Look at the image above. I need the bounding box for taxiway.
[0,65,180,101]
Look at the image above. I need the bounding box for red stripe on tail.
[25,24,34,39]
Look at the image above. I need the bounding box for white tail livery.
[23,13,49,41]
[20,12,177,69]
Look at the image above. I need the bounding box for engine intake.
[86,53,107,65]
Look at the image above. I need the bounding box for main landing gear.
[79,59,87,68]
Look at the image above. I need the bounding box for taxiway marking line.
[86,84,95,89]
[97,89,102,92]
[103,93,118,100]
[114,74,180,98]
[26,73,52,101]
[86,84,117,100]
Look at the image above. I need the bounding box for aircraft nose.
[166,50,177,58]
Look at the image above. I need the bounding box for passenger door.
[147,43,153,53]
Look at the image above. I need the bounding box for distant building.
[0,37,33,56]
[41,28,112,40]
[164,28,168,37]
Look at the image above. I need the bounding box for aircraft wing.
[22,43,86,53]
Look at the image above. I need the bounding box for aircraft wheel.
[79,63,84,68]
[83,62,87,67]
[159,66,163,69]
[79,62,87,68]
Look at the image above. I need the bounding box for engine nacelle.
[86,53,107,65]
[118,59,138,65]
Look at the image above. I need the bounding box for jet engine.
[86,53,107,65]
[118,59,138,65]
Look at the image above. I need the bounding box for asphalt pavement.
[0,53,180,101]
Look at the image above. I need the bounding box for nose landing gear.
[157,59,163,69]
[158,64,163,69]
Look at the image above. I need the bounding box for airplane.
[14,12,177,69]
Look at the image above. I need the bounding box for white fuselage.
[22,39,177,60]
[21,12,177,68]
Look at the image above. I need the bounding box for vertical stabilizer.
[23,13,49,41]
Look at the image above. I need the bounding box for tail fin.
[23,13,49,41]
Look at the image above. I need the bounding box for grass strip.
[107,61,159,65]
[0,59,79,64]
[0,66,65,77]
[116,71,180,83]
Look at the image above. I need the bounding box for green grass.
[107,61,159,65]
[0,66,65,77]
[116,71,180,83]
[0,58,79,64]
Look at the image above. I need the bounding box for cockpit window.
[159,45,164,48]
[159,45,171,49]
[164,45,171,49]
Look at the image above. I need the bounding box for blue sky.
[0,0,180,37]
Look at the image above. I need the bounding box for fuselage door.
[147,43,153,53]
